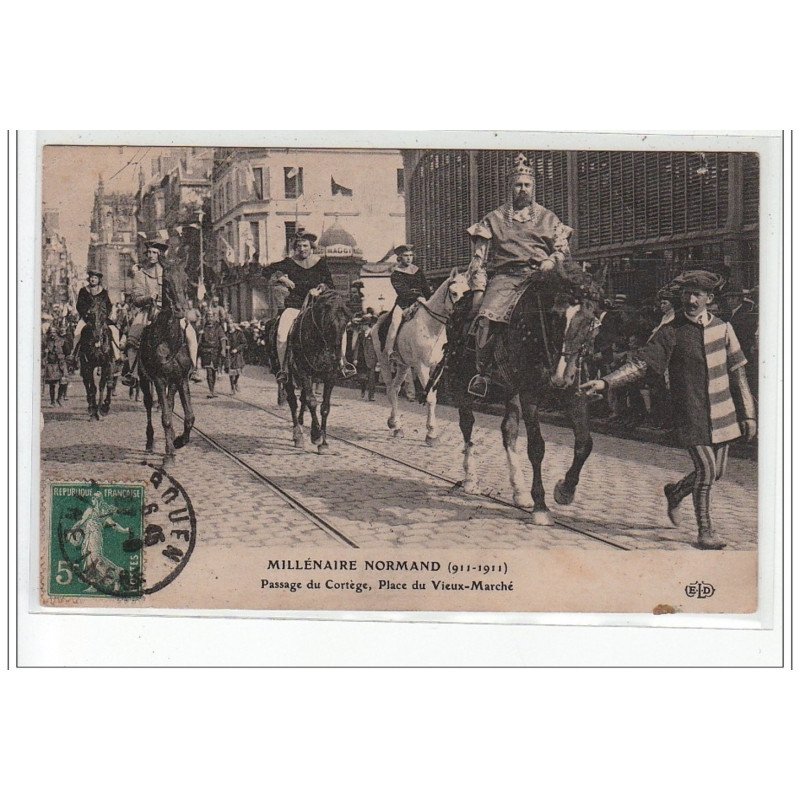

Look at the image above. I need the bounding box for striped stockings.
[668,444,730,535]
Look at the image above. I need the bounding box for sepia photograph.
[31,133,779,615]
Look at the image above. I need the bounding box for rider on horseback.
[384,244,432,359]
[121,241,199,387]
[69,269,122,364]
[466,153,574,397]
[269,229,338,384]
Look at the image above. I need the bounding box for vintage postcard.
[29,132,781,617]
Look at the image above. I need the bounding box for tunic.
[43,334,67,382]
[199,322,226,368]
[77,286,112,322]
[630,312,747,446]
[390,265,431,309]
[468,203,572,323]
[268,256,335,310]
[227,328,247,372]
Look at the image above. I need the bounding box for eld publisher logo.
[685,581,715,599]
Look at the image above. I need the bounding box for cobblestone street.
[39,367,759,553]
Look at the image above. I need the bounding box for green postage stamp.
[49,483,145,597]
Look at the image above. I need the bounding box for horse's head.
[314,289,352,341]
[445,267,471,309]
[162,263,189,318]
[550,296,600,389]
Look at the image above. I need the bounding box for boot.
[48,384,56,406]
[694,486,725,550]
[207,370,217,398]
[57,383,68,406]
[121,350,137,387]
[467,329,495,399]
[663,483,682,527]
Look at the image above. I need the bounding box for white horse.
[371,267,470,445]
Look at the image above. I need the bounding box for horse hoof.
[99,407,109,417]
[553,479,576,506]
[461,480,479,495]
[311,436,323,447]
[145,445,154,454]
[387,417,396,430]
[393,428,404,439]
[174,435,186,450]
[530,509,554,526]
[317,443,329,455]
[513,492,533,509]
[425,435,438,447]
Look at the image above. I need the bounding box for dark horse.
[78,298,114,420]
[267,289,352,454]
[138,265,195,465]
[446,271,601,525]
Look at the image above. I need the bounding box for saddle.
[374,303,420,351]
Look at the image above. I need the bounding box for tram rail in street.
[220,392,631,552]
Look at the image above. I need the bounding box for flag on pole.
[158,229,169,242]
[286,167,298,179]
[197,280,206,303]
[331,176,353,197]
[175,225,183,236]
[219,234,236,264]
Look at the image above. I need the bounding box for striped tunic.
[636,312,747,446]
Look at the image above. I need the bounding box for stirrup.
[467,374,490,398]
[340,361,357,378]
[276,370,288,384]
[120,372,136,387]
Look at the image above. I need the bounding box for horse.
[446,271,602,525]
[371,267,470,445]
[278,289,353,454]
[137,265,195,465]
[77,298,114,420]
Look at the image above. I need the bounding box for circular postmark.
[53,466,197,599]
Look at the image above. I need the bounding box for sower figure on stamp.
[70,269,123,366]
[466,153,574,397]
[121,241,199,387]
[384,244,431,359]
[581,270,757,550]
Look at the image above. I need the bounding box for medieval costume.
[268,230,336,382]
[384,244,431,357]
[595,270,757,549]
[466,153,573,396]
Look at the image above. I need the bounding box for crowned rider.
[69,269,123,364]
[465,153,574,397]
[384,244,432,359]
[121,240,199,386]
[267,229,336,384]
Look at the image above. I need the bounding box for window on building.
[284,221,297,254]
[253,168,264,200]
[284,167,303,199]
[397,168,405,194]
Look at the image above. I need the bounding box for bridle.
[417,277,462,325]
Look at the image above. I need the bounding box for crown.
[508,153,535,180]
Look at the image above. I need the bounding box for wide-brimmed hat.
[87,269,103,279]
[675,269,725,293]
[144,240,168,253]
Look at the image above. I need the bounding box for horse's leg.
[317,379,334,454]
[554,390,594,505]
[458,399,479,494]
[502,395,531,509]
[99,362,111,415]
[284,375,304,448]
[305,376,323,446]
[387,364,409,438]
[174,379,195,449]
[156,381,176,464]
[416,364,438,446]
[83,362,98,419]
[519,390,553,525]
[141,377,155,454]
